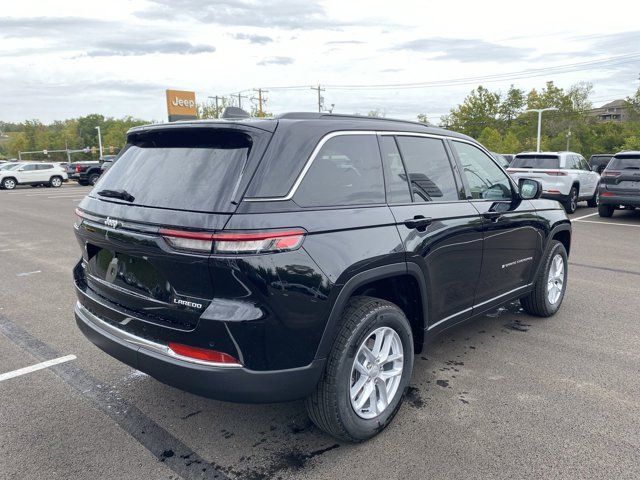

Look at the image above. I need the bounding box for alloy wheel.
[350,326,404,419]
[547,254,565,305]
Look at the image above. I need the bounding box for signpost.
[166,90,198,122]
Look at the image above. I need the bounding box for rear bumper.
[599,194,640,207]
[74,301,325,403]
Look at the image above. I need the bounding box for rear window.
[94,129,254,213]
[511,155,560,169]
[607,156,640,170]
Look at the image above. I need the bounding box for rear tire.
[564,187,578,214]
[521,240,568,317]
[88,173,100,185]
[306,296,414,442]
[598,204,614,217]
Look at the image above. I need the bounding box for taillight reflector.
[159,228,306,254]
[600,191,614,197]
[168,342,240,365]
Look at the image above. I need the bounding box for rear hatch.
[601,154,640,195]
[75,125,273,331]
[507,154,564,184]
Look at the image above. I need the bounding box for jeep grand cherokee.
[73,111,571,442]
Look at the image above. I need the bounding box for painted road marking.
[573,219,640,228]
[0,355,76,382]
[17,270,41,277]
[571,212,599,221]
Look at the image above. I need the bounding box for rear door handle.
[404,216,432,231]
[482,211,502,222]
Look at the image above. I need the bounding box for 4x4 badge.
[104,217,119,229]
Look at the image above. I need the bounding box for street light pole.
[95,126,103,159]
[525,107,558,152]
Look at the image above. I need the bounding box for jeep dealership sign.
[166,89,197,122]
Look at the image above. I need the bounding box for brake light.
[76,165,82,173]
[600,191,614,197]
[159,228,306,254]
[168,342,240,365]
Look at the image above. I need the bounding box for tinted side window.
[379,136,411,204]
[23,164,37,171]
[453,141,513,201]
[37,164,53,170]
[294,135,385,207]
[395,136,460,202]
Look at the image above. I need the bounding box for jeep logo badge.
[104,217,119,229]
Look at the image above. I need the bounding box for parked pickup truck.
[67,161,101,186]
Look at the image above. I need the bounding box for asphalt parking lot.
[1,184,639,480]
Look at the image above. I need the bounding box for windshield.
[607,156,640,170]
[1,163,21,171]
[511,155,560,169]
[93,128,255,213]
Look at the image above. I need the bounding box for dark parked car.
[589,154,613,174]
[68,161,101,185]
[73,112,571,442]
[491,152,511,168]
[99,154,118,175]
[598,151,640,217]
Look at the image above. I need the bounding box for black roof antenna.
[221,107,251,119]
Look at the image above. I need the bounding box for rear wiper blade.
[97,189,135,202]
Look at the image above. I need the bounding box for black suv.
[73,112,571,442]
[589,154,613,174]
[598,151,640,217]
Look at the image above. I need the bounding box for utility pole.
[95,126,103,159]
[253,88,269,117]
[311,84,325,113]
[208,95,221,118]
[236,92,249,110]
[525,107,558,152]
[566,129,572,151]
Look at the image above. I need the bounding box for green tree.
[501,131,522,153]
[478,127,502,151]
[622,135,640,150]
[445,86,501,138]
[498,85,525,127]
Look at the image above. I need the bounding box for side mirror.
[17,168,24,172]
[519,178,542,200]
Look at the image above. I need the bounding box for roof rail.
[276,111,434,128]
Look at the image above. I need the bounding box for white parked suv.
[507,151,600,213]
[0,162,68,190]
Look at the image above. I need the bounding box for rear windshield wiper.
[97,189,135,202]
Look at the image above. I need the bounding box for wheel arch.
[315,263,428,359]
[532,222,571,280]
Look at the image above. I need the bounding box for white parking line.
[571,212,599,221]
[0,354,77,382]
[573,219,640,228]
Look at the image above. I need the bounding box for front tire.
[598,204,614,217]
[521,240,568,317]
[564,187,578,214]
[49,176,63,188]
[306,296,414,442]
[2,177,16,190]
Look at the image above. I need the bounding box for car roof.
[614,151,640,157]
[127,112,476,142]
[516,151,579,156]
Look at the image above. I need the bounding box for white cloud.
[0,0,638,123]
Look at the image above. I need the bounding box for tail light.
[602,171,620,177]
[159,228,306,254]
[168,342,241,366]
[539,170,567,176]
[75,165,82,173]
[600,191,614,197]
